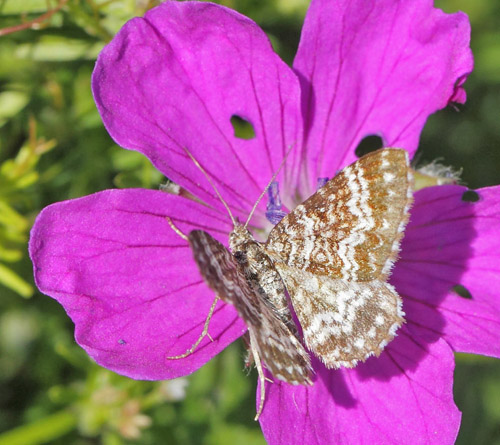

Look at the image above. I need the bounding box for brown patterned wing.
[275,265,404,368]
[265,148,413,281]
[264,148,413,368]
[188,230,312,384]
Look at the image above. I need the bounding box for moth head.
[229,222,253,252]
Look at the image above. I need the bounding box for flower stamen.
[266,181,287,224]
[317,177,329,189]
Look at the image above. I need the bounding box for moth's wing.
[276,264,404,368]
[188,230,312,384]
[265,148,413,281]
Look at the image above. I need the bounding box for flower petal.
[29,189,245,380]
[92,2,303,219]
[395,185,474,304]
[294,0,472,188]
[405,292,500,359]
[456,186,500,304]
[394,185,500,358]
[259,329,460,444]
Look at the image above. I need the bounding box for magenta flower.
[29,1,500,443]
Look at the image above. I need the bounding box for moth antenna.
[182,147,236,226]
[244,144,295,229]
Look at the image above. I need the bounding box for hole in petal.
[451,284,473,299]
[355,135,383,158]
[461,190,480,202]
[231,115,256,140]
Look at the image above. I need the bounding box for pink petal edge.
[29,188,245,380]
[259,328,460,444]
[394,185,500,358]
[294,0,473,192]
[92,1,304,221]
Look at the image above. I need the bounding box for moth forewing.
[264,148,413,368]
[188,229,312,385]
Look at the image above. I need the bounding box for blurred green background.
[0,0,499,444]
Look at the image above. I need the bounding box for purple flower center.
[266,181,287,225]
[316,177,329,189]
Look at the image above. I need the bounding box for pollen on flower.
[413,159,462,190]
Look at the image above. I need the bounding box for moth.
[168,147,413,418]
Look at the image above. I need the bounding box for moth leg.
[166,217,188,241]
[167,295,220,359]
[249,329,266,421]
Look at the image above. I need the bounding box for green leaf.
[0,410,77,445]
[0,263,33,298]
[0,201,28,233]
[15,37,104,62]
[207,423,266,445]
[0,91,29,126]
[476,35,500,82]
[0,245,22,262]
[0,0,49,14]
[483,378,500,421]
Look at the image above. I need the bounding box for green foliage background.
[0,0,499,443]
